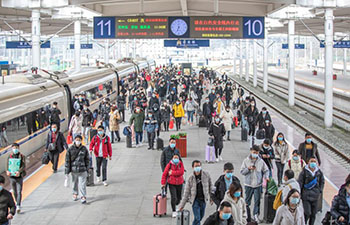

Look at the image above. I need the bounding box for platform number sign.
[243,17,264,39]
[93,17,116,39]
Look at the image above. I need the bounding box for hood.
[285,178,298,185]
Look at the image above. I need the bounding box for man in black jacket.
[0,175,16,224]
[298,133,321,166]
[50,102,61,131]
[203,201,234,225]
[257,107,272,129]
[117,93,126,122]
[331,180,350,224]
[82,104,93,143]
[208,116,226,162]
[211,163,240,208]
[202,97,212,129]
[160,138,180,171]
[46,123,68,173]
[244,100,259,138]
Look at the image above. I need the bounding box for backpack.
[123,126,132,137]
[288,159,304,168]
[273,184,291,210]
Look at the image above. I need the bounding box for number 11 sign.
[93,17,116,39]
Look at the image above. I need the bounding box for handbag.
[48,143,56,151]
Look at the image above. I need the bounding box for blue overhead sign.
[243,17,265,39]
[69,44,93,49]
[282,44,305,49]
[320,40,350,48]
[6,41,50,49]
[164,39,209,48]
[93,17,116,39]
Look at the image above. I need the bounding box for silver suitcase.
[177,209,190,225]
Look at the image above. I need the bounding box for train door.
[63,84,73,123]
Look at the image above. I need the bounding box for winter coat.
[109,110,121,131]
[202,102,212,117]
[89,134,112,158]
[160,105,171,122]
[220,109,234,132]
[46,131,67,153]
[281,178,301,202]
[244,106,259,125]
[161,160,185,186]
[172,103,185,118]
[184,100,198,112]
[50,108,61,125]
[232,89,239,102]
[259,144,275,170]
[331,188,350,224]
[273,204,305,225]
[179,171,213,209]
[208,122,226,149]
[160,146,180,171]
[203,211,235,225]
[208,93,216,104]
[273,141,290,164]
[129,111,145,132]
[211,175,240,207]
[0,189,16,224]
[214,100,225,115]
[263,124,275,143]
[65,144,90,174]
[69,115,83,135]
[221,191,248,225]
[143,117,158,133]
[82,109,93,127]
[298,166,324,202]
[286,157,305,181]
[7,153,26,178]
[240,156,269,188]
[298,142,321,165]
[149,97,160,109]
[168,93,177,105]
[257,112,272,129]
[117,95,126,110]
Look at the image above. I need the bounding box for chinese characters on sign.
[190,17,242,38]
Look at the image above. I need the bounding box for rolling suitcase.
[126,136,132,148]
[205,145,216,163]
[156,138,164,150]
[263,193,276,223]
[176,209,190,225]
[86,167,94,186]
[241,128,248,141]
[153,188,167,217]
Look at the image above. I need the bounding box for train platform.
[9,93,343,225]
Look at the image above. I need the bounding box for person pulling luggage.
[143,111,158,150]
[208,115,226,162]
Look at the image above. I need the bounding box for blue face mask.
[251,153,258,159]
[306,138,312,143]
[0,186,3,191]
[234,192,241,198]
[222,213,231,220]
[278,137,283,141]
[293,156,299,161]
[262,111,267,114]
[310,162,317,169]
[225,172,233,179]
[172,158,179,164]
[12,148,19,154]
[170,143,176,149]
[194,166,202,173]
[98,131,104,136]
[52,128,57,132]
[290,197,300,205]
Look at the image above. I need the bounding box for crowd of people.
[0,64,349,225]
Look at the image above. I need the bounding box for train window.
[0,105,51,150]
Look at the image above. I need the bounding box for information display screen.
[115,17,168,39]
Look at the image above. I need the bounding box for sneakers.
[81,197,87,204]
[172,211,177,218]
[103,181,108,186]
[16,205,21,214]
[72,194,79,201]
[215,158,219,163]
[97,177,102,183]
[219,156,223,161]
[254,214,261,223]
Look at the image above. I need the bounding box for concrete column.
[343,48,347,76]
[288,20,295,106]
[104,40,109,64]
[7,36,12,64]
[253,40,257,87]
[245,40,249,82]
[31,9,41,69]
[263,28,268,93]
[74,20,81,71]
[324,8,333,128]
[233,41,236,75]
[309,40,313,69]
[239,39,243,79]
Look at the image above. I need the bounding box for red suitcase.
[153,191,167,217]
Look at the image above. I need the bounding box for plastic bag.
[66,134,73,145]
[169,119,174,130]
[267,178,278,196]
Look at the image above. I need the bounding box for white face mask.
[75,141,81,146]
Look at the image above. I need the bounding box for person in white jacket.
[221,181,247,225]
[273,132,290,186]
[220,106,235,141]
[69,111,83,139]
[273,189,305,225]
[281,170,301,202]
[285,150,306,180]
[184,98,198,126]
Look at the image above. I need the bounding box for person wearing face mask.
[69,111,83,140]
[209,116,226,162]
[244,100,259,139]
[143,111,158,150]
[172,100,185,131]
[298,156,324,225]
[202,97,212,128]
[179,160,214,225]
[203,201,235,225]
[149,92,160,110]
[273,189,305,225]
[160,102,171,132]
[82,103,93,144]
[259,139,275,177]
[257,107,272,130]
[331,179,350,225]
[184,97,199,126]
[224,83,233,107]
[273,133,289,186]
[129,106,145,147]
[211,163,240,209]
[160,138,180,171]
[262,119,275,145]
[220,106,234,141]
[49,102,61,131]
[214,95,225,115]
[240,145,270,223]
[168,90,177,105]
[6,143,26,213]
[0,175,16,225]
[298,133,321,166]
[231,84,239,109]
[117,93,126,122]
[280,170,301,203]
[161,154,185,218]
[109,106,121,143]
[286,150,305,180]
[221,181,248,225]
[45,123,68,173]
[89,126,112,186]
[65,135,90,204]
[208,89,217,104]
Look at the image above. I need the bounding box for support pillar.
[288,20,295,106]
[263,28,268,93]
[233,41,236,75]
[74,20,81,71]
[245,40,249,82]
[309,40,313,69]
[343,48,347,76]
[31,9,40,69]
[253,40,257,87]
[104,40,109,64]
[239,39,243,79]
[324,8,333,128]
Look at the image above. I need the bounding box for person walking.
[273,132,290,186]
[82,104,93,144]
[160,138,180,172]
[203,201,235,225]
[331,179,350,225]
[109,106,121,143]
[208,115,226,162]
[220,106,234,141]
[117,93,126,122]
[0,175,16,225]
[286,150,305,180]
[172,100,185,131]
[129,106,145,147]
[184,97,198,126]
[143,111,158,150]
[69,111,83,139]
[244,100,259,138]
[160,101,171,131]
[281,170,301,202]
[298,133,321,166]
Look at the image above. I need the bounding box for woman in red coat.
[161,154,185,217]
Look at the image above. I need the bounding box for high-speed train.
[0,59,155,173]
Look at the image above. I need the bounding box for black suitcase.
[256,129,265,140]
[263,193,276,223]
[241,128,248,141]
[86,167,94,186]
[199,116,207,127]
[126,136,132,148]
[89,129,97,142]
[156,138,164,150]
[176,209,190,225]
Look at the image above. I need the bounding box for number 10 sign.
[93,17,116,39]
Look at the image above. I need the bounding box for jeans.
[187,111,195,123]
[275,161,285,185]
[96,157,108,181]
[9,177,23,206]
[71,171,87,197]
[147,132,155,148]
[102,120,109,130]
[135,132,143,145]
[83,126,91,144]
[49,151,60,171]
[245,185,262,216]
[1,222,9,225]
[192,199,206,225]
[169,184,183,212]
[227,131,231,140]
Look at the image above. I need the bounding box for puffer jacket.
[129,110,145,132]
[331,188,350,224]
[82,109,93,127]
[211,174,240,207]
[179,171,213,209]
[244,106,259,125]
[69,115,83,135]
[160,105,171,122]
[160,146,180,171]
[208,122,226,149]
[221,191,248,225]
[161,160,185,186]
[203,211,235,225]
[286,157,305,180]
[173,103,185,118]
[65,144,90,174]
[298,165,324,202]
[273,204,305,225]
[109,110,121,131]
[273,141,290,164]
[220,109,234,132]
[240,155,269,188]
[184,100,198,112]
[143,117,158,133]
